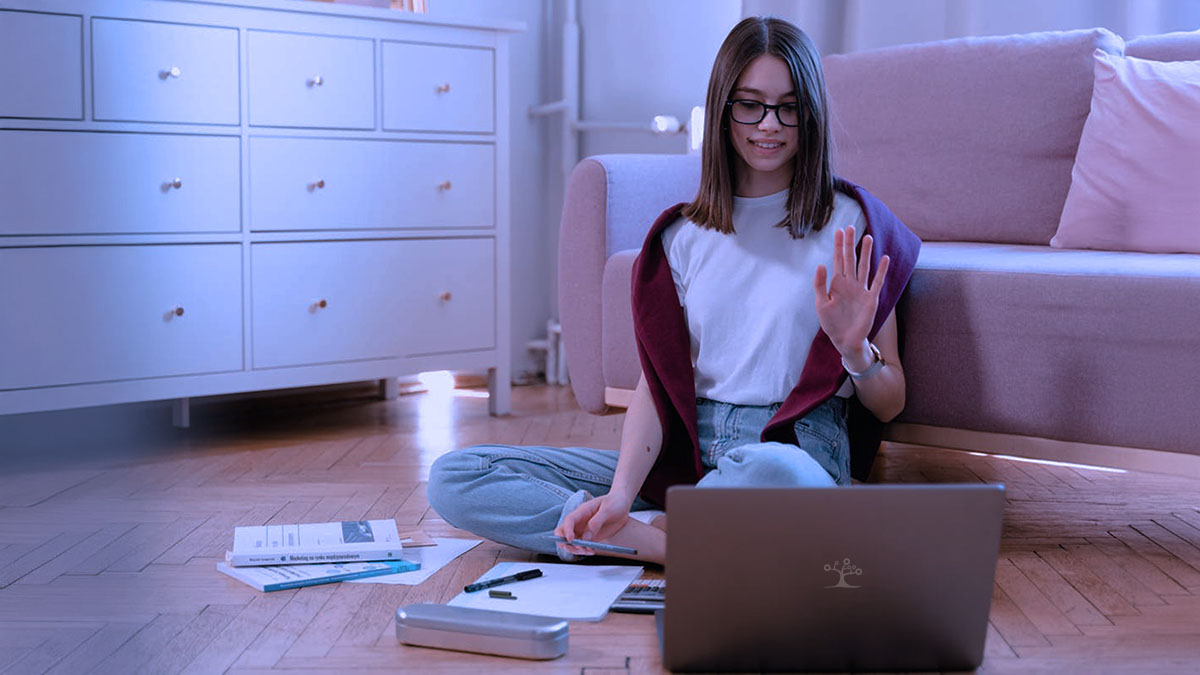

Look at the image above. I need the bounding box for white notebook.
[448,562,643,622]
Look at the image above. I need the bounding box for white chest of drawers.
[0,0,518,421]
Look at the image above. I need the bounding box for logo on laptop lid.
[824,557,862,588]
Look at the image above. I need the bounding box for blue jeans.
[427,396,851,555]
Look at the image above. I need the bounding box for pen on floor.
[464,568,543,593]
[545,535,638,556]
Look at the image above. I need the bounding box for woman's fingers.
[556,502,600,556]
[869,254,891,295]
[813,264,828,299]
[584,503,622,540]
[556,499,596,539]
[831,228,844,276]
[857,234,873,286]
[842,226,856,276]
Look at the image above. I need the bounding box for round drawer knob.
[166,178,183,190]
[435,83,451,94]
[166,305,185,319]
[439,291,452,302]
[437,180,452,191]
[308,75,324,87]
[309,179,326,191]
[160,66,182,79]
[312,298,328,310]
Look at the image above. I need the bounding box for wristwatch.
[843,342,885,381]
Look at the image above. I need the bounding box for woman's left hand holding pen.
[554,492,631,556]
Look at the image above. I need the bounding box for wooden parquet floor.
[1,383,1199,674]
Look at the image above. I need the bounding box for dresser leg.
[380,378,399,400]
[488,367,511,416]
[172,398,190,429]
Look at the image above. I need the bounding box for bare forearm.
[846,353,905,422]
[840,311,906,422]
[610,374,663,504]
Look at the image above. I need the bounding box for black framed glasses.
[725,99,801,127]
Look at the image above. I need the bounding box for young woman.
[427,17,920,566]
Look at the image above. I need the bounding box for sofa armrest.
[557,154,700,413]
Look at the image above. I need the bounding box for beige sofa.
[557,29,1200,474]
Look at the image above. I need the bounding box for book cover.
[228,519,405,567]
[217,559,419,592]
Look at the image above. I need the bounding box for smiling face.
[727,54,801,198]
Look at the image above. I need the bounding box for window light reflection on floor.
[415,371,455,459]
[413,371,488,462]
[416,370,490,399]
[967,451,1126,474]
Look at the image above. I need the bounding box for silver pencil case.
[395,603,568,660]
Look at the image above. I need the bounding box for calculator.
[610,578,665,613]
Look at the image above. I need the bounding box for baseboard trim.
[885,423,1200,479]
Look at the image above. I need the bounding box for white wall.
[578,0,741,158]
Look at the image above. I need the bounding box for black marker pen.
[464,568,543,593]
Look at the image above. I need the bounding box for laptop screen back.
[662,484,1005,672]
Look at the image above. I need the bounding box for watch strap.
[843,342,885,380]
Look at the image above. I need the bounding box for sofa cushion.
[1051,51,1200,254]
[595,154,701,258]
[1126,29,1200,61]
[824,29,1123,245]
[558,154,699,412]
[897,242,1200,454]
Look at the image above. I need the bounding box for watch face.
[869,343,884,366]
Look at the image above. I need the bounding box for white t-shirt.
[661,189,865,405]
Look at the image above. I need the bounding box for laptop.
[659,484,1005,672]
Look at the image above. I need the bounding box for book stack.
[218,519,420,591]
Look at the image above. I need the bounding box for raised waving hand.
[813,226,890,359]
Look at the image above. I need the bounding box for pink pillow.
[825,29,1123,245]
[1051,50,1200,253]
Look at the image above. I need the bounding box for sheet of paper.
[447,561,643,621]
[348,537,481,585]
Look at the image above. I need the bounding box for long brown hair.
[682,16,836,238]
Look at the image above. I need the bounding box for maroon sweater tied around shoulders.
[630,179,922,507]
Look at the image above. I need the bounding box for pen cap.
[396,603,568,660]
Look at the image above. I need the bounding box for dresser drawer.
[251,241,407,369]
[382,42,493,133]
[398,238,495,355]
[248,31,374,129]
[249,137,493,231]
[92,18,239,125]
[0,10,82,120]
[250,239,495,368]
[0,131,240,235]
[0,245,242,390]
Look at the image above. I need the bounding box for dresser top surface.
[178,0,524,32]
[1,0,526,34]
